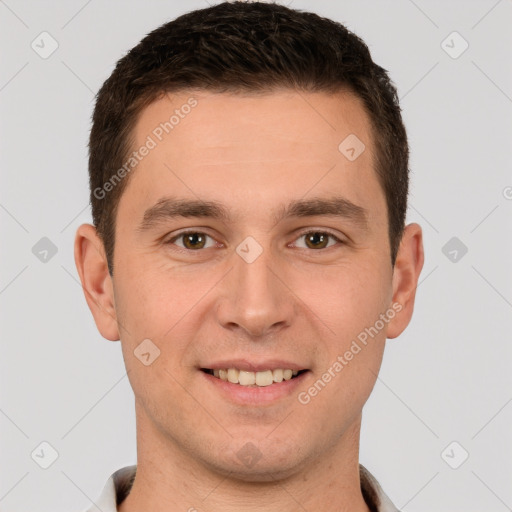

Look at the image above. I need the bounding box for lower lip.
[200,370,310,406]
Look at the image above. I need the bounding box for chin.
[207,456,305,484]
[199,437,309,483]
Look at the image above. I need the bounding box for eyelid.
[165,228,345,252]
[290,228,345,248]
[164,229,221,250]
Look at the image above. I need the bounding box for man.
[75,2,424,511]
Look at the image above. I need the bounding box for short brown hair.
[89,1,409,275]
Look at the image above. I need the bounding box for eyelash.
[165,229,344,252]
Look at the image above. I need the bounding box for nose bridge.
[216,236,293,337]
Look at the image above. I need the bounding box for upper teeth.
[213,368,299,387]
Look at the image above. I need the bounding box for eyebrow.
[137,196,369,232]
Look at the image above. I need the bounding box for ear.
[386,223,424,339]
[74,223,120,341]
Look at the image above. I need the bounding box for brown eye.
[294,231,341,250]
[182,233,206,249]
[168,231,216,250]
[305,232,329,249]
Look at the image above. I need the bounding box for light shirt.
[84,464,400,512]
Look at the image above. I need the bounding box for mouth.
[200,368,309,387]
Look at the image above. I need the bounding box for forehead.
[121,89,382,224]
[133,89,373,165]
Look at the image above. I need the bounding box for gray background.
[1,0,511,510]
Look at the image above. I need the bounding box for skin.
[75,89,424,512]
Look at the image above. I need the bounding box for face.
[76,89,423,481]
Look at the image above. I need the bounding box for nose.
[215,241,296,339]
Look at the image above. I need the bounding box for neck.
[119,407,371,512]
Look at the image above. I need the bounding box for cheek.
[114,262,195,336]
[113,263,222,379]
[113,268,197,416]
[291,258,392,340]
[291,256,392,413]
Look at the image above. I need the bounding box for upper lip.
[200,359,308,372]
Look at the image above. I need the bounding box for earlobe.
[387,223,424,339]
[74,223,120,341]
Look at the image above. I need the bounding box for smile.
[201,368,308,387]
